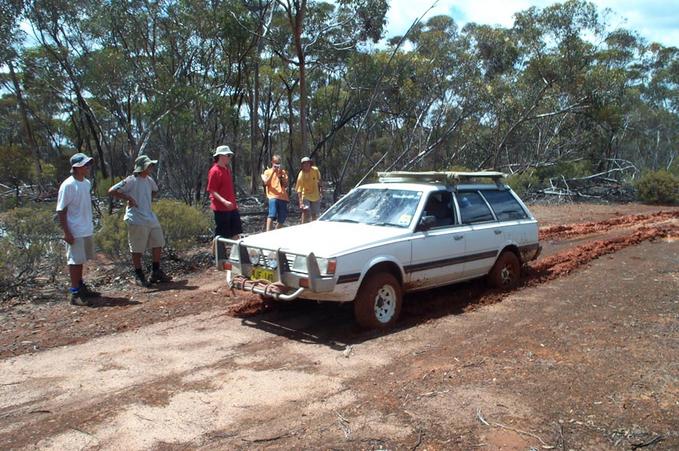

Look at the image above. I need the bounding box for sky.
[385,0,679,48]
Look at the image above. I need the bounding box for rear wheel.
[488,251,521,289]
[354,272,402,329]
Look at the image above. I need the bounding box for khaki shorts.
[128,224,165,253]
[303,199,321,217]
[66,236,95,265]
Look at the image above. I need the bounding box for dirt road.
[1,203,677,450]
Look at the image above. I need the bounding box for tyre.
[488,251,521,289]
[353,272,402,329]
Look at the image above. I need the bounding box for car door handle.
[494,230,502,235]
[454,235,464,240]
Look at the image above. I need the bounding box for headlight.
[317,257,337,275]
[229,246,240,262]
[292,255,307,273]
[247,248,277,269]
[247,248,260,265]
[291,255,336,275]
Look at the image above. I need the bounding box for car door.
[407,190,470,289]
[455,190,500,278]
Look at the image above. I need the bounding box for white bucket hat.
[213,145,234,157]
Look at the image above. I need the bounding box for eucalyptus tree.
[269,0,387,157]
[24,0,113,178]
[635,43,679,171]
[381,15,483,172]
[464,0,603,172]
[1,0,44,183]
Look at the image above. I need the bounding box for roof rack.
[377,171,506,185]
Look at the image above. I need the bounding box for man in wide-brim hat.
[207,145,242,240]
[109,154,172,287]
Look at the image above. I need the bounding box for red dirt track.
[0,203,677,450]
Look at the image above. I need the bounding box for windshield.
[321,188,422,228]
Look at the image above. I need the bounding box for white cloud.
[385,0,679,47]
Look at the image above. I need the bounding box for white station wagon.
[215,171,541,329]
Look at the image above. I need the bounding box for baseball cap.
[300,156,312,164]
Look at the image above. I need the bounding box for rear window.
[456,191,495,224]
[481,190,528,221]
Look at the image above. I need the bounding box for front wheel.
[487,251,521,289]
[354,272,403,329]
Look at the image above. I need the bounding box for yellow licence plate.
[251,266,275,282]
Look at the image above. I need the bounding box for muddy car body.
[215,171,541,328]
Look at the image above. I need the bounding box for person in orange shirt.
[261,154,289,231]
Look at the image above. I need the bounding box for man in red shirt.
[207,145,242,239]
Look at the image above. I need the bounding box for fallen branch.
[631,435,664,449]
[241,432,292,443]
[411,430,423,451]
[476,409,555,449]
[335,410,351,439]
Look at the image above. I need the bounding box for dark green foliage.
[95,210,127,259]
[96,200,211,259]
[533,160,593,182]
[634,170,679,204]
[154,200,212,252]
[0,0,677,204]
[506,171,540,197]
[0,206,64,300]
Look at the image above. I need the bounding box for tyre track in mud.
[538,210,678,241]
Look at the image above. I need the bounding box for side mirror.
[418,215,437,231]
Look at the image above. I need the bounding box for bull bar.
[213,236,335,301]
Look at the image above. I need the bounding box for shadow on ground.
[87,296,140,308]
[238,278,502,349]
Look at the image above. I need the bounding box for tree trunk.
[8,60,42,187]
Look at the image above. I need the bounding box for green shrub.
[154,199,212,251]
[93,172,127,198]
[534,160,592,181]
[634,170,679,204]
[506,170,540,197]
[95,210,128,259]
[669,159,679,177]
[96,199,211,258]
[0,206,63,299]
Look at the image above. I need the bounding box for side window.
[481,190,528,221]
[422,191,454,227]
[456,191,494,224]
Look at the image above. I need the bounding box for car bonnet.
[237,220,410,257]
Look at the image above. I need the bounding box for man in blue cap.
[56,152,100,306]
[109,155,172,287]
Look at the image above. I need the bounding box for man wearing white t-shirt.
[109,155,172,287]
[56,153,100,306]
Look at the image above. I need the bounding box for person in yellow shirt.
[296,156,322,223]
[261,154,289,231]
